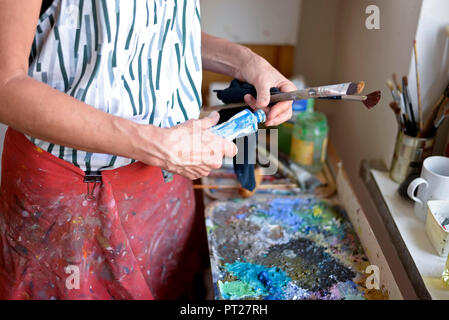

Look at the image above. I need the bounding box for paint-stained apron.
[0,128,201,300]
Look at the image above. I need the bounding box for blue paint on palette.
[222,262,290,300]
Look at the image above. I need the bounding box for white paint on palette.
[199,0,302,45]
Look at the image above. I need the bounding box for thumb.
[255,85,271,109]
[223,140,238,158]
[200,111,220,129]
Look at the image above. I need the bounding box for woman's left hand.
[235,52,297,127]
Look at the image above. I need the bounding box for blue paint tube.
[211,109,266,140]
[162,110,266,183]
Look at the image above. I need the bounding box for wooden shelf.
[360,160,449,300]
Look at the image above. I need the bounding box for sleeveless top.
[28,0,202,172]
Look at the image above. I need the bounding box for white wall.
[327,0,423,167]
[200,0,302,45]
[294,0,340,85]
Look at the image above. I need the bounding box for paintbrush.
[257,145,321,190]
[389,101,403,130]
[386,80,396,97]
[420,84,449,138]
[387,80,407,118]
[319,91,381,109]
[392,73,401,91]
[387,80,398,101]
[414,40,424,132]
[403,76,418,136]
[387,80,403,105]
[204,81,366,111]
[434,101,449,129]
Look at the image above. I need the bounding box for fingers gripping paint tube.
[162,110,266,183]
[210,109,267,140]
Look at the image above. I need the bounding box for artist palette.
[205,196,384,300]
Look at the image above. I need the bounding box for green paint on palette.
[219,280,256,300]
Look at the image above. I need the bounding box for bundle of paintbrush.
[386,74,419,136]
[387,42,423,136]
[204,81,381,112]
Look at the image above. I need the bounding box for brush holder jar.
[390,131,435,184]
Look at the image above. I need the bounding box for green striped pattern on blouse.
[28,0,202,172]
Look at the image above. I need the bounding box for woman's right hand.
[136,111,238,180]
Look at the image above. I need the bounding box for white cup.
[407,156,449,222]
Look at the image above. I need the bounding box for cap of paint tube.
[254,109,266,124]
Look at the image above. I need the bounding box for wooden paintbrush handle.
[419,96,446,138]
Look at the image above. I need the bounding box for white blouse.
[28,0,202,172]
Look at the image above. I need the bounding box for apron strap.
[84,171,102,200]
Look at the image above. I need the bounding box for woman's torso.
[28,0,202,172]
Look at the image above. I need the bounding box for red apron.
[0,128,201,300]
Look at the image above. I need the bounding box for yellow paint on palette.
[313,206,322,217]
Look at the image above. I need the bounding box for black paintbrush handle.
[402,80,418,136]
[318,96,343,101]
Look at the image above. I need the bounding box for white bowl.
[425,200,449,257]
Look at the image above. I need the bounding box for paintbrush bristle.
[363,91,381,109]
[386,80,395,91]
[392,73,399,88]
[389,101,401,115]
[347,82,358,95]
[403,76,408,86]
[357,81,366,94]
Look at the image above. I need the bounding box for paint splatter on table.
[205,196,384,300]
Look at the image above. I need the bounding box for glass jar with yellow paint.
[290,111,328,173]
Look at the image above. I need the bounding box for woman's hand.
[137,112,237,180]
[202,33,295,127]
[236,53,296,127]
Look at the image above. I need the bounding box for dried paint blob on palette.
[205,197,385,300]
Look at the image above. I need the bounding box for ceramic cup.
[407,156,449,222]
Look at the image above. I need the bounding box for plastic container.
[278,99,315,155]
[290,111,328,173]
[426,200,449,257]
